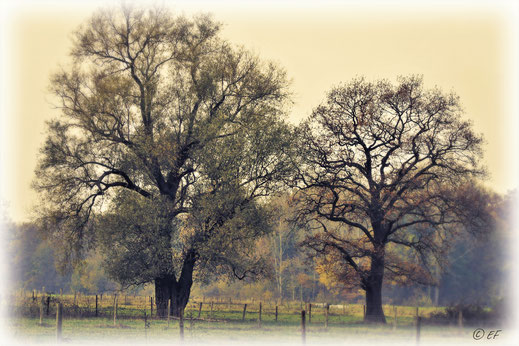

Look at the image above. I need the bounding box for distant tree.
[437,188,512,307]
[70,251,118,294]
[34,5,293,317]
[296,76,487,322]
[267,193,303,301]
[6,223,40,289]
[314,249,363,299]
[6,223,72,293]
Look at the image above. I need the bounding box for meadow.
[3,291,482,345]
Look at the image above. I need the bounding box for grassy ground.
[7,315,475,345]
[4,293,479,345]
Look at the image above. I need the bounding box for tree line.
[20,4,513,323]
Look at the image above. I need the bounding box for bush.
[428,303,502,326]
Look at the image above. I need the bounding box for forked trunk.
[154,251,196,318]
[155,275,175,318]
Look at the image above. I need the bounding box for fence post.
[393,305,397,330]
[325,303,329,328]
[144,311,148,340]
[275,305,278,322]
[308,303,312,323]
[150,296,153,318]
[179,308,184,341]
[258,302,262,327]
[95,295,98,317]
[458,308,463,335]
[46,296,50,316]
[113,294,118,326]
[39,296,44,326]
[73,291,77,306]
[189,310,194,332]
[242,303,247,321]
[198,302,203,318]
[363,304,366,319]
[56,303,63,343]
[167,299,171,328]
[416,316,421,345]
[301,310,306,344]
[210,301,214,318]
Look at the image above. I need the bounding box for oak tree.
[296,76,486,322]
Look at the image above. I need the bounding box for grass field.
[7,315,477,345]
[3,293,489,345]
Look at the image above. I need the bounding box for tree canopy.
[295,76,487,322]
[33,5,295,316]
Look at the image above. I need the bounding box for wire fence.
[4,290,486,346]
[6,289,456,326]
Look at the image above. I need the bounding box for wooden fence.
[5,290,467,345]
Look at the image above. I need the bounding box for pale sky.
[1,0,518,223]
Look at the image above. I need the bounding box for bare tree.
[268,193,302,302]
[33,5,293,317]
[295,76,486,323]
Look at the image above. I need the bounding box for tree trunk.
[363,247,386,323]
[154,251,196,318]
[155,275,175,318]
[434,286,439,306]
[278,231,283,301]
[171,251,195,317]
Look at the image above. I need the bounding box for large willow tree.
[34,5,294,317]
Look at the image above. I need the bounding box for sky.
[1,0,518,224]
